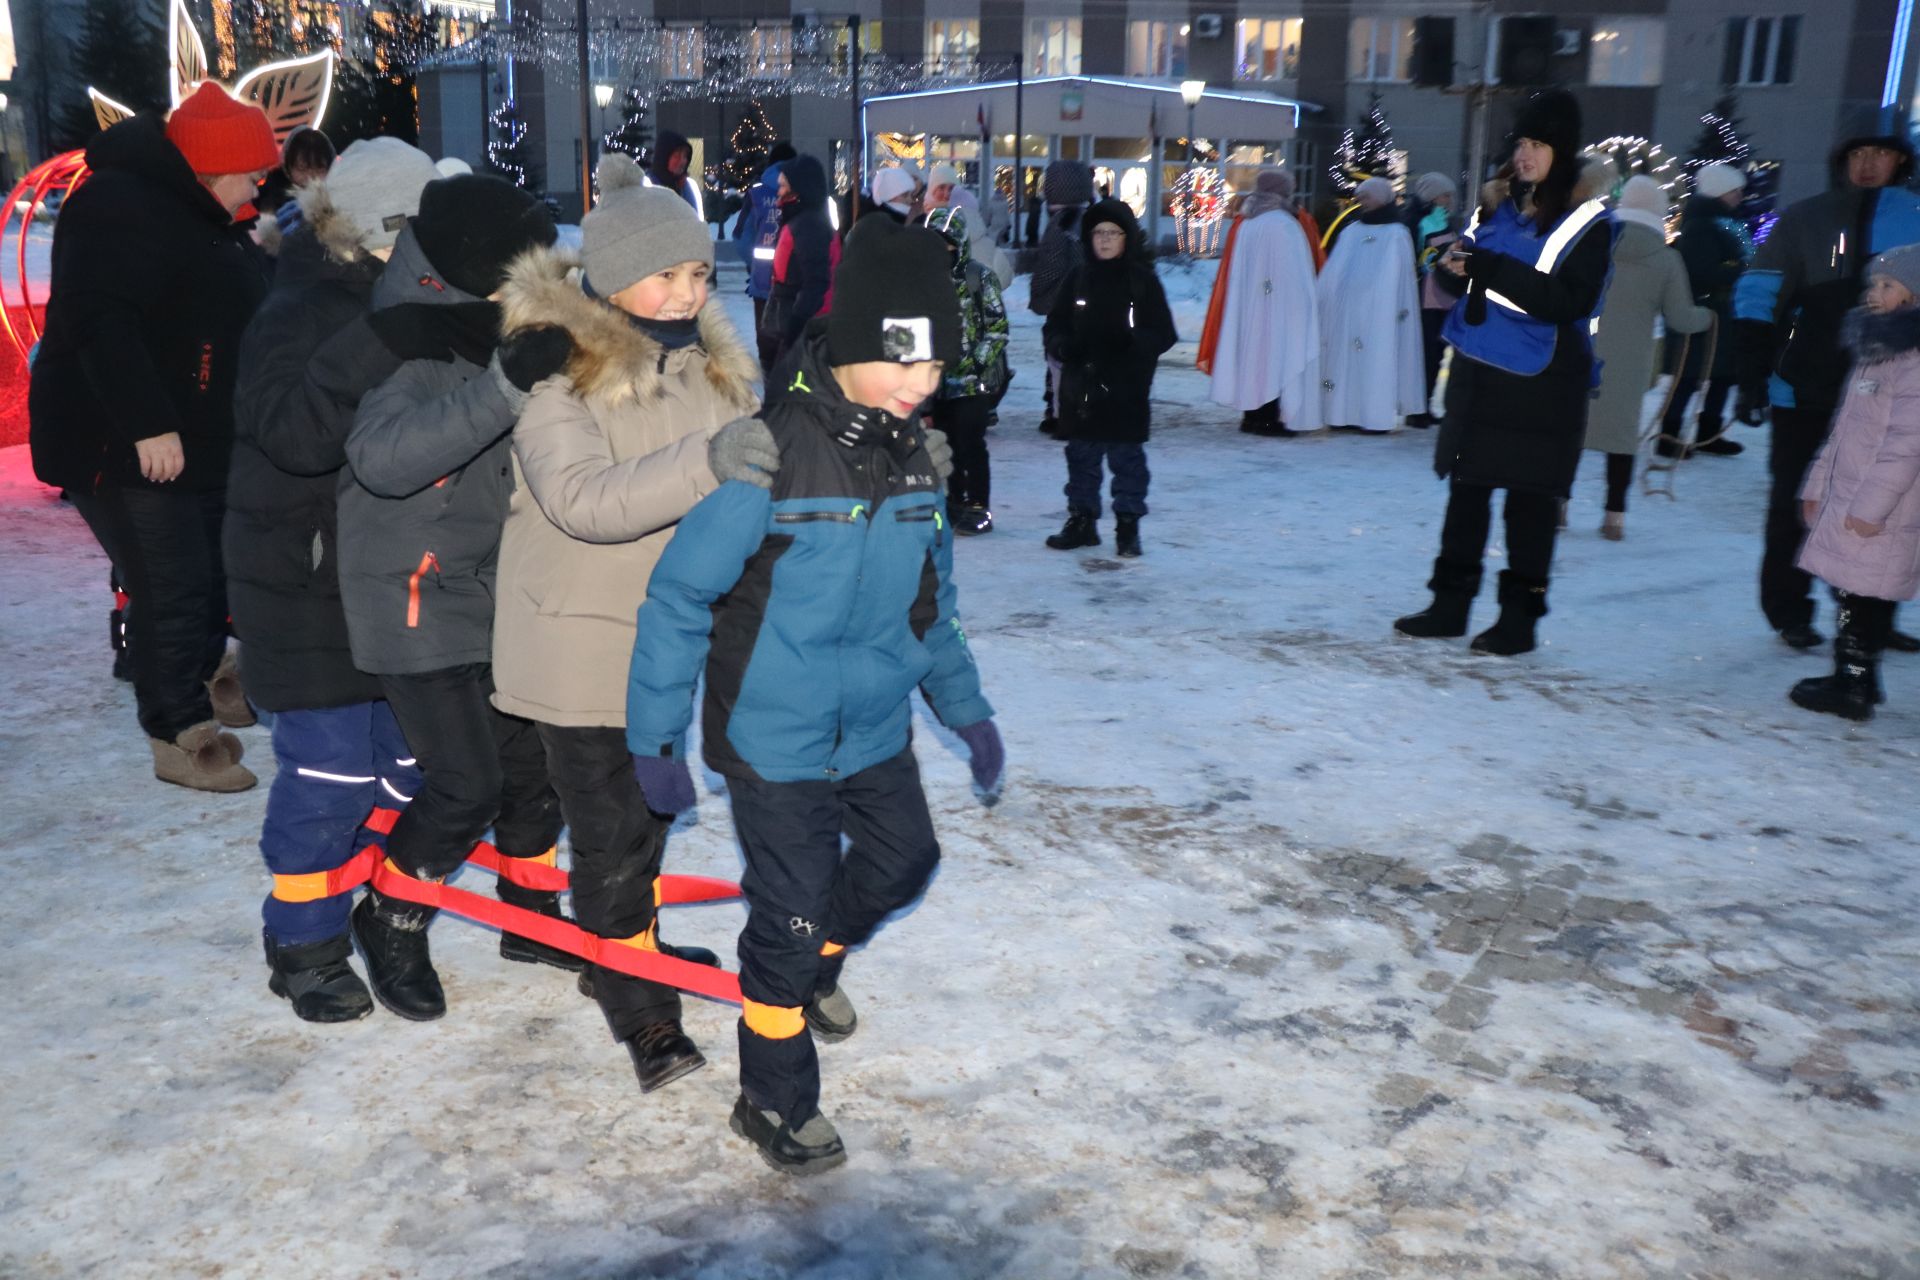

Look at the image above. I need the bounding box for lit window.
[1234,17,1302,81]
[1126,20,1189,77]
[747,24,792,76]
[662,26,703,80]
[1349,16,1416,83]
[1027,18,1082,76]
[1589,18,1664,87]
[925,19,979,74]
[1723,15,1800,86]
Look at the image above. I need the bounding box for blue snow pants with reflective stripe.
[260,702,420,946]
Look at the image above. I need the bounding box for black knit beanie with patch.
[827,218,962,368]
[411,174,559,298]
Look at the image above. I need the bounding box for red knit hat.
[166,82,279,176]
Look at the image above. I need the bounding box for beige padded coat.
[491,248,759,727]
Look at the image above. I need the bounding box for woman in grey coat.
[1584,174,1710,539]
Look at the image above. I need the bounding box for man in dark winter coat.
[764,154,838,368]
[29,86,277,792]
[648,130,702,214]
[335,175,574,1022]
[732,140,798,366]
[1734,131,1920,648]
[1659,163,1753,458]
[1028,160,1094,436]
[228,138,442,1023]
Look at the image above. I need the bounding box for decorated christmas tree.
[487,98,537,191]
[1329,92,1393,197]
[719,99,778,190]
[1685,92,1751,176]
[601,83,652,160]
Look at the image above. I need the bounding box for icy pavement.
[2,272,1917,1279]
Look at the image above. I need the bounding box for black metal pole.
[576,0,593,217]
[850,16,863,222]
[1013,53,1024,245]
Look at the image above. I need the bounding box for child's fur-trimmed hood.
[1843,304,1920,367]
[497,246,759,410]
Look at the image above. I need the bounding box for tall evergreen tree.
[1330,92,1393,196]
[487,98,537,191]
[1686,91,1751,175]
[719,99,776,190]
[600,84,652,161]
[57,0,167,150]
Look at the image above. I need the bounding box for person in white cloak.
[1318,177,1425,432]
[1208,177,1323,434]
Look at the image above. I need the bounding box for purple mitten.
[631,754,697,815]
[953,720,1005,797]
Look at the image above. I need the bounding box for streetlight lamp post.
[1180,79,1205,167]
[593,81,614,175]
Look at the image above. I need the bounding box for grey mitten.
[924,427,955,482]
[708,416,781,489]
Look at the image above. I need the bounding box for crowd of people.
[20,81,1920,1174]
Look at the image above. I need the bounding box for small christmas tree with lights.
[488,99,536,191]
[1686,92,1751,177]
[1330,92,1393,197]
[601,83,652,160]
[719,100,778,190]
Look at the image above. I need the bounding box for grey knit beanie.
[1869,244,1920,299]
[582,155,714,297]
[1413,171,1456,205]
[318,137,441,251]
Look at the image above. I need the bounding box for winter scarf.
[1843,304,1920,365]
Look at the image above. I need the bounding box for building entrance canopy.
[862,76,1309,142]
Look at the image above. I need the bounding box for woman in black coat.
[29,92,277,789]
[1394,90,1617,656]
[1040,198,1178,558]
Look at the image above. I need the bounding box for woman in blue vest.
[1394,89,1618,656]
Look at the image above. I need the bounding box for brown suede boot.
[206,650,256,728]
[150,721,257,792]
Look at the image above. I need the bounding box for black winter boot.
[350,887,445,1021]
[496,872,587,972]
[1046,513,1100,550]
[576,936,721,998]
[621,1019,707,1093]
[1114,514,1142,558]
[265,931,372,1023]
[730,1095,849,1176]
[1471,570,1547,657]
[1791,601,1885,721]
[1394,559,1479,638]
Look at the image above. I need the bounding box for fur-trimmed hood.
[497,246,758,410]
[1843,304,1920,366]
[294,180,380,267]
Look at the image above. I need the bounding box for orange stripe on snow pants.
[741,999,807,1039]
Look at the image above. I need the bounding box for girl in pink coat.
[1792,244,1920,721]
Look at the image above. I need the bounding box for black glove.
[367,301,501,367]
[310,314,406,401]
[497,325,575,392]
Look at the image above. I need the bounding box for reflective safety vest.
[1443,197,1615,378]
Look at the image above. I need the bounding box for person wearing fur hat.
[921,203,1010,534]
[227,137,446,1020]
[1318,176,1424,433]
[1394,88,1619,657]
[488,155,759,1091]
[334,173,572,1022]
[30,86,278,792]
[1789,246,1920,720]
[1585,173,1712,539]
[1655,162,1752,461]
[1733,129,1920,650]
[1041,199,1178,556]
[626,216,1001,1174]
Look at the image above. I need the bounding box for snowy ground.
[3,259,1918,1279]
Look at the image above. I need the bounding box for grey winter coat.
[336,227,532,676]
[1585,216,1710,456]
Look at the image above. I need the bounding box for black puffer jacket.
[29,114,270,492]
[226,185,406,711]
[1041,200,1178,444]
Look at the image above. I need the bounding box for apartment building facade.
[417,0,1918,220]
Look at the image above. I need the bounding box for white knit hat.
[1694,162,1747,199]
[318,138,442,251]
[871,167,917,209]
[1620,175,1668,219]
[1355,176,1396,209]
[927,162,961,190]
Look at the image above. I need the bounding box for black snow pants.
[728,749,941,1127]
[1761,405,1833,631]
[378,665,562,881]
[932,394,993,511]
[1433,481,1559,607]
[536,724,683,1037]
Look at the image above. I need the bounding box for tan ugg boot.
[206,650,256,728]
[150,721,257,792]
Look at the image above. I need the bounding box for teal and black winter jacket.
[626,333,993,783]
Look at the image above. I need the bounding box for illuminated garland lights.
[1329,93,1392,197]
[1171,166,1228,257]
[487,97,529,188]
